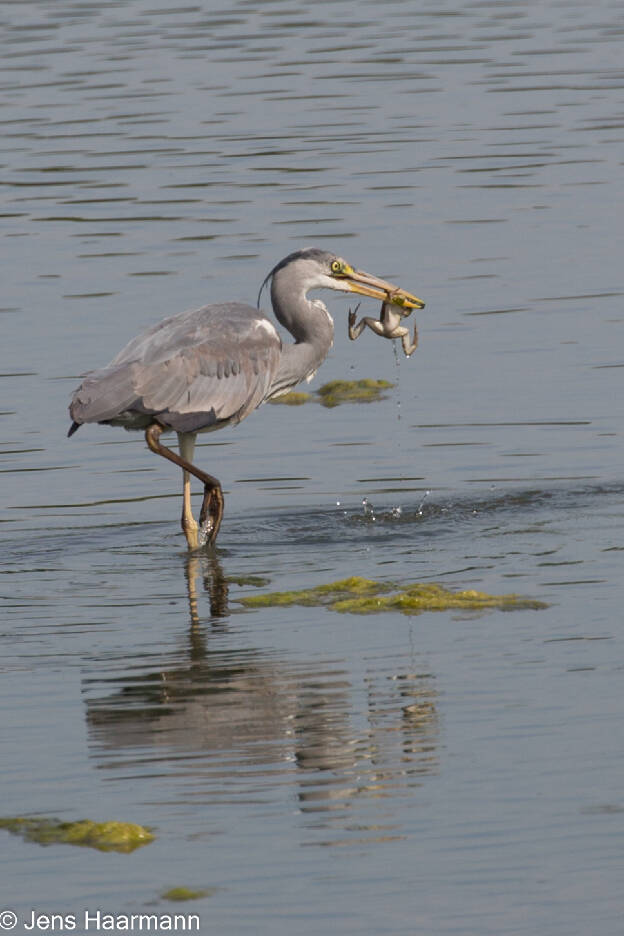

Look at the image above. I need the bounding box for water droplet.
[362,497,376,521]
[417,489,431,515]
[198,524,210,548]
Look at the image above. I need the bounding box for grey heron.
[68,247,424,549]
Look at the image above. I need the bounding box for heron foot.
[198,483,224,548]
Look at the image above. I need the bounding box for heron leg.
[178,433,199,549]
[145,423,224,549]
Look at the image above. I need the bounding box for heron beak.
[340,267,425,310]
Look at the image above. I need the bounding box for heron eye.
[331,259,344,275]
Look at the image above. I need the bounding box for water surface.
[2,1,624,934]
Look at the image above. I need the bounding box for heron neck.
[267,275,335,397]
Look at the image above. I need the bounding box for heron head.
[324,254,425,310]
[258,248,425,311]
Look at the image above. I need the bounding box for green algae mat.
[239,576,547,616]
[160,887,217,901]
[0,817,154,853]
[270,379,394,408]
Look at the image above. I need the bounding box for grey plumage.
[69,302,282,435]
[69,249,342,437]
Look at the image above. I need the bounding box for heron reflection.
[84,557,438,830]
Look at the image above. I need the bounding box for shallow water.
[2,1,624,934]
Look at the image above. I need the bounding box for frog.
[348,299,418,357]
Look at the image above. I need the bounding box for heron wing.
[69,303,282,434]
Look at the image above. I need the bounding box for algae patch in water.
[316,379,394,407]
[160,887,216,902]
[239,576,547,616]
[240,576,391,608]
[269,379,394,408]
[0,817,154,853]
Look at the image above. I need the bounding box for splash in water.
[417,490,431,516]
[335,498,348,517]
[362,497,376,521]
[198,516,214,548]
